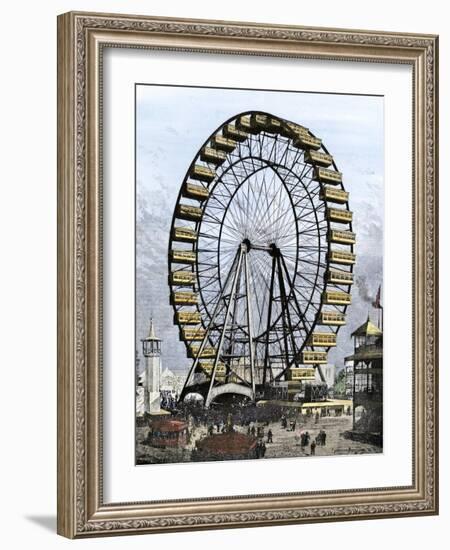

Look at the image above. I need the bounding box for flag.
[372,285,382,309]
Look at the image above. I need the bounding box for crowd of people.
[281,414,328,456]
[200,410,331,458]
[159,400,333,458]
[239,413,329,458]
[160,390,178,411]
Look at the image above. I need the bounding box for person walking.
[316,430,322,445]
[261,441,267,457]
[255,441,261,459]
[310,440,316,456]
[304,431,310,446]
[300,432,307,448]
[267,429,273,443]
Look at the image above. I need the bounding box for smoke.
[355,274,375,304]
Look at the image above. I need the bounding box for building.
[345,316,383,443]
[141,318,162,415]
[192,432,258,461]
[146,419,189,448]
[160,367,185,395]
[316,363,336,389]
[344,359,354,397]
[136,351,146,417]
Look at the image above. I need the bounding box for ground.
[136,412,381,464]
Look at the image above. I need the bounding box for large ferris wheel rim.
[168,110,355,396]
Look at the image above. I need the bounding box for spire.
[143,317,161,341]
[148,317,156,339]
[351,317,382,337]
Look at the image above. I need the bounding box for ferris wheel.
[168,112,355,408]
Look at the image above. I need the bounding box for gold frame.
[57,11,439,538]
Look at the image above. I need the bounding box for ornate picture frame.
[57,11,438,538]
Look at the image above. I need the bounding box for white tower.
[141,318,162,415]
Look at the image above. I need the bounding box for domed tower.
[141,318,162,415]
[347,315,383,443]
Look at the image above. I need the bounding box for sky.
[135,84,384,375]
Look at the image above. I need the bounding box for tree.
[333,368,346,396]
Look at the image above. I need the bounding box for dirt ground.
[136,413,381,465]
